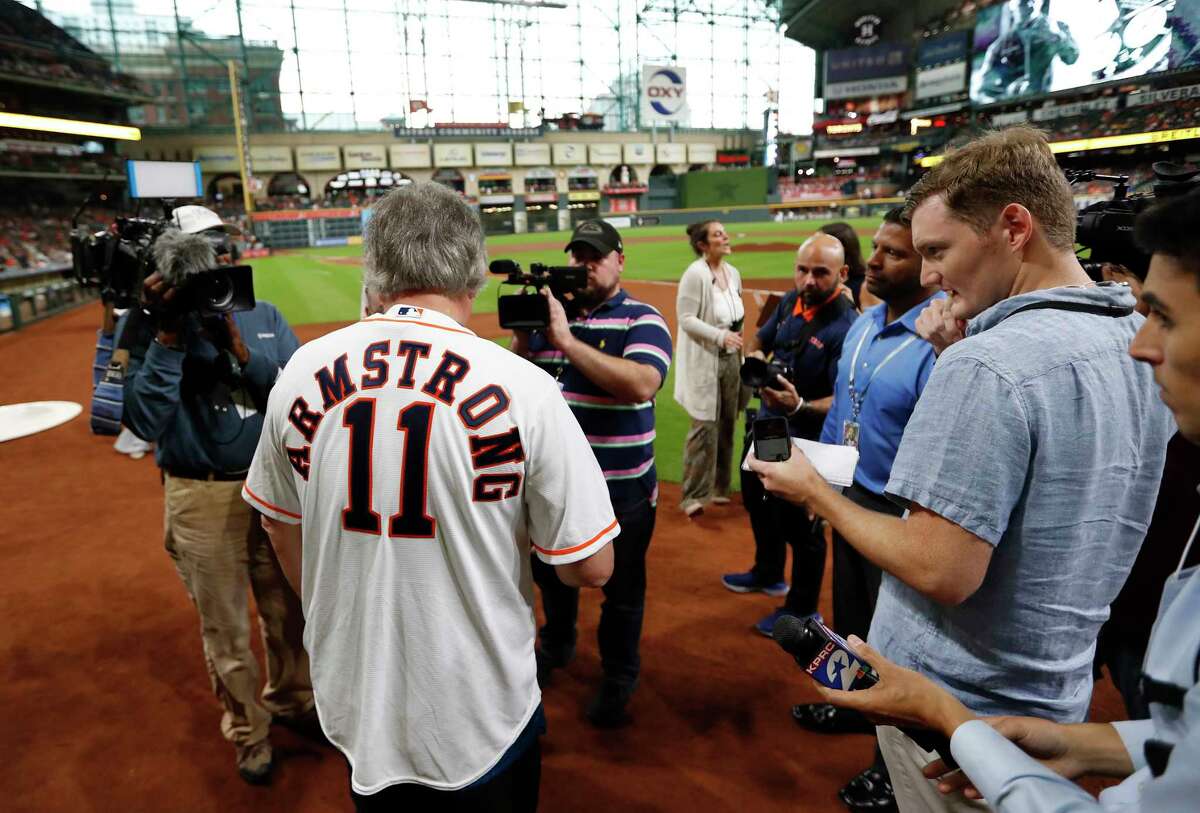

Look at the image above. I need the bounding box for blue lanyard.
[846,323,918,421]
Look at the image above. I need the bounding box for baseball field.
[249,216,883,487]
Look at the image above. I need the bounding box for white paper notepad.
[742,438,860,488]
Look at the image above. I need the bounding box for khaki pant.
[163,474,313,748]
[681,351,747,506]
[878,726,992,812]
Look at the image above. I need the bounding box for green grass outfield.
[250,215,883,487]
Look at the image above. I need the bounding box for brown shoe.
[236,739,274,785]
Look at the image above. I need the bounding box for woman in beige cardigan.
[674,220,748,518]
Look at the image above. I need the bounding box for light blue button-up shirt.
[820,292,943,495]
[872,284,1174,722]
[950,506,1200,811]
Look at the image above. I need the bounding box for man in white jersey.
[242,182,616,811]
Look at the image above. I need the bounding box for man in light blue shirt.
[749,127,1174,811]
[802,168,1200,813]
[790,208,942,810]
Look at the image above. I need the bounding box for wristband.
[788,397,806,417]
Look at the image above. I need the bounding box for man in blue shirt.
[790,208,942,811]
[722,233,858,637]
[802,166,1200,813]
[123,207,316,784]
[511,219,673,727]
[749,127,1172,811]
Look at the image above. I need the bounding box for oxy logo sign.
[641,65,687,121]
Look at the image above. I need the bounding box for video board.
[970,0,1198,105]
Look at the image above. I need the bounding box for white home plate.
[0,401,83,443]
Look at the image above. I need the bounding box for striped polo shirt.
[527,289,673,505]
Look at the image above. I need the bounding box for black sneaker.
[235,739,274,785]
[791,703,876,735]
[585,681,634,728]
[838,766,896,811]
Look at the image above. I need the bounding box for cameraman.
[510,219,672,728]
[801,183,1200,813]
[722,233,857,637]
[121,205,316,784]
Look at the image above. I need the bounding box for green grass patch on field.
[255,215,875,485]
[250,216,882,326]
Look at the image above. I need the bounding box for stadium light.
[0,112,141,141]
[918,126,1200,168]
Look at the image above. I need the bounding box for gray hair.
[362,182,487,299]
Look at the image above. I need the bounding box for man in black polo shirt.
[722,233,857,636]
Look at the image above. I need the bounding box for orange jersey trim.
[243,484,302,520]
[532,517,619,557]
[371,318,475,336]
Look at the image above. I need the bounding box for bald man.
[722,232,859,637]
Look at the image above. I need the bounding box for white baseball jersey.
[243,303,618,794]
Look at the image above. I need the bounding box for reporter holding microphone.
[796,187,1200,812]
[748,127,1174,811]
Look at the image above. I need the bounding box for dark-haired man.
[791,209,942,811]
[799,184,1200,813]
[512,219,672,728]
[749,127,1172,811]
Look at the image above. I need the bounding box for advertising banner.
[623,143,654,164]
[296,145,341,171]
[193,146,240,173]
[433,143,472,167]
[589,143,622,164]
[552,143,587,164]
[655,143,687,164]
[474,142,513,166]
[825,42,909,85]
[389,143,431,168]
[1128,82,1200,107]
[917,31,969,68]
[825,76,908,100]
[343,144,387,169]
[915,61,967,100]
[249,146,293,172]
[641,65,688,123]
[514,143,551,166]
[687,143,717,163]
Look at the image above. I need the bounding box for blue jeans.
[531,494,656,689]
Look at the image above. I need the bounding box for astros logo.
[646,68,685,117]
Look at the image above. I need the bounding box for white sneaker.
[114,426,153,459]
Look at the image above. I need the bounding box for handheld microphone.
[773,615,957,768]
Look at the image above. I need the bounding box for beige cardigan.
[674,257,743,421]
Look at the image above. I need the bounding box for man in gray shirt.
[749,126,1173,811]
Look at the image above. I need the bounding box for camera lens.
[202,272,235,312]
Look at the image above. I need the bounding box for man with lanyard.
[748,126,1172,812]
[511,219,673,728]
[723,232,857,637]
[789,208,943,812]
[779,162,1200,813]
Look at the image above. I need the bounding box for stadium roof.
[781,0,965,51]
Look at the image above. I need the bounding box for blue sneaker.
[721,571,788,597]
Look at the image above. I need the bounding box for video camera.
[71,210,254,317]
[740,355,793,390]
[488,259,588,330]
[1072,161,1200,278]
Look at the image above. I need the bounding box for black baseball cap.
[565,219,623,256]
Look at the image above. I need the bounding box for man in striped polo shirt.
[511,219,673,727]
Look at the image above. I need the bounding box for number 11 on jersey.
[341,397,437,539]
